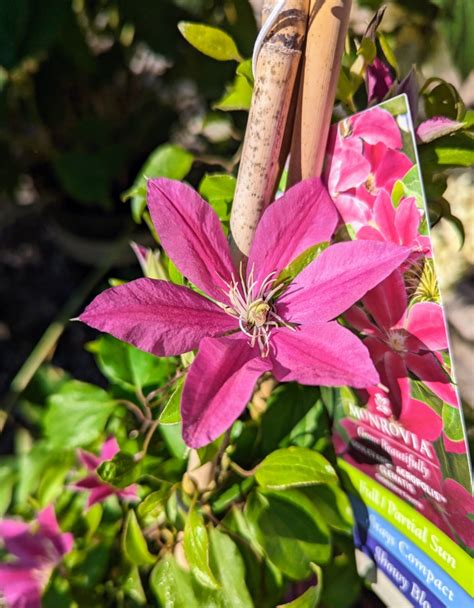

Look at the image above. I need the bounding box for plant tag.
[324,94,473,607]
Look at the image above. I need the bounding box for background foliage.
[0,1,472,607]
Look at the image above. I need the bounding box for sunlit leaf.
[184,505,219,589]
[256,447,338,490]
[178,22,242,61]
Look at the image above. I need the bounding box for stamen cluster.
[221,265,291,357]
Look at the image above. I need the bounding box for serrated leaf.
[184,505,219,589]
[236,58,254,84]
[160,378,184,425]
[97,452,140,488]
[44,381,115,449]
[275,242,329,288]
[214,73,253,111]
[256,447,338,490]
[178,22,242,61]
[122,510,156,566]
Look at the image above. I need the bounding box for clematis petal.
[87,486,116,507]
[0,565,42,608]
[147,178,235,301]
[406,352,457,406]
[100,437,120,461]
[362,269,407,331]
[278,241,409,324]
[365,58,395,105]
[351,107,401,148]
[373,190,398,243]
[344,306,381,337]
[247,178,338,290]
[72,475,101,490]
[77,449,100,471]
[357,225,385,242]
[394,197,421,246]
[182,336,271,448]
[270,323,379,388]
[37,506,73,558]
[406,302,448,351]
[383,352,442,442]
[373,147,413,193]
[327,143,370,193]
[416,117,463,144]
[331,191,374,228]
[80,278,238,357]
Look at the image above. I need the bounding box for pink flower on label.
[0,506,73,608]
[79,177,410,448]
[345,270,457,441]
[325,108,413,229]
[357,190,431,261]
[421,478,474,548]
[72,437,138,507]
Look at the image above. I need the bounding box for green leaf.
[419,132,474,171]
[123,566,147,605]
[278,584,321,608]
[260,384,321,453]
[422,78,465,121]
[159,423,188,460]
[199,174,236,221]
[160,378,184,425]
[0,464,15,516]
[122,144,194,223]
[442,403,464,442]
[150,555,199,608]
[97,452,140,488]
[84,503,102,541]
[303,485,354,534]
[90,334,172,392]
[214,73,253,112]
[256,447,338,490]
[138,484,173,519]
[184,505,219,589]
[400,165,423,203]
[122,510,156,566]
[246,489,331,579]
[178,22,242,62]
[236,58,254,84]
[44,381,116,449]
[206,528,253,607]
[274,242,329,288]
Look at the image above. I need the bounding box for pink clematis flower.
[72,437,137,507]
[0,506,73,608]
[421,478,474,548]
[356,190,431,261]
[79,178,409,448]
[345,270,457,441]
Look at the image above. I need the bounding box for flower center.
[387,330,407,353]
[247,300,270,327]
[220,265,293,357]
[339,119,353,138]
[365,173,377,194]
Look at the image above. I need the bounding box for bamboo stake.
[288,0,352,183]
[230,0,309,260]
